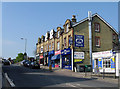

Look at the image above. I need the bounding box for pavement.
[0,59,2,89]
[40,65,119,84]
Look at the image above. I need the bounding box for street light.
[21,38,27,53]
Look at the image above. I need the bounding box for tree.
[15,53,24,63]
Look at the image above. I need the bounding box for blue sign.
[75,35,84,47]
[48,50,54,55]
[111,58,115,69]
[61,48,71,55]
[98,59,102,68]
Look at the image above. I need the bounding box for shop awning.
[51,55,60,60]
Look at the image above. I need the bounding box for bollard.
[49,65,52,71]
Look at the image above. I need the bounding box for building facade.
[36,13,118,72]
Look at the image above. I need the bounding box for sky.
[2,2,118,59]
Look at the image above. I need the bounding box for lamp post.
[21,38,27,53]
[21,38,27,60]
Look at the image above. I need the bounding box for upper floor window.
[41,46,43,53]
[68,35,71,47]
[58,31,60,38]
[113,34,116,41]
[52,42,54,50]
[57,41,60,50]
[66,24,69,32]
[64,37,66,48]
[95,23,100,32]
[95,36,100,47]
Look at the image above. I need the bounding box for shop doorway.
[62,55,72,70]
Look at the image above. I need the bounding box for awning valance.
[51,54,60,60]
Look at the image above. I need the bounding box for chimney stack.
[72,15,76,22]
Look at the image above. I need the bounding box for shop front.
[92,50,116,73]
[48,50,54,67]
[43,52,48,66]
[39,55,44,65]
[61,48,72,70]
[51,50,61,68]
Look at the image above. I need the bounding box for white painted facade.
[92,50,119,76]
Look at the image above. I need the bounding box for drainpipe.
[88,11,92,65]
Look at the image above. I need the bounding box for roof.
[73,13,118,35]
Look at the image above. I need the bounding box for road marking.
[4,73,15,87]
[65,83,76,87]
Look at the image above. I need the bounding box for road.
[2,64,118,88]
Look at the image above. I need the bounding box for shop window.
[64,37,66,48]
[95,36,100,47]
[66,24,69,32]
[103,58,111,68]
[57,41,60,50]
[95,23,100,32]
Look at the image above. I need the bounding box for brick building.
[36,12,118,72]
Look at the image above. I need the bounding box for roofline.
[73,13,118,35]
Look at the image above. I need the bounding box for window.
[95,23,100,32]
[66,24,69,32]
[68,35,71,47]
[57,41,60,50]
[113,34,116,40]
[41,46,43,53]
[52,42,54,50]
[58,31,60,38]
[64,37,66,48]
[103,58,111,68]
[95,37,100,47]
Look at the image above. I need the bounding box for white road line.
[65,83,76,87]
[4,73,15,87]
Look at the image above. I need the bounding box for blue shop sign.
[61,48,71,55]
[48,50,54,55]
[75,35,84,47]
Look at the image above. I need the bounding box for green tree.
[15,53,24,63]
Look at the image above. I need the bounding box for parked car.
[20,60,26,66]
[24,60,31,67]
[29,61,40,69]
[2,59,6,63]
[3,60,11,65]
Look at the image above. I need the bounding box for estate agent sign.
[75,35,84,47]
[74,52,84,59]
